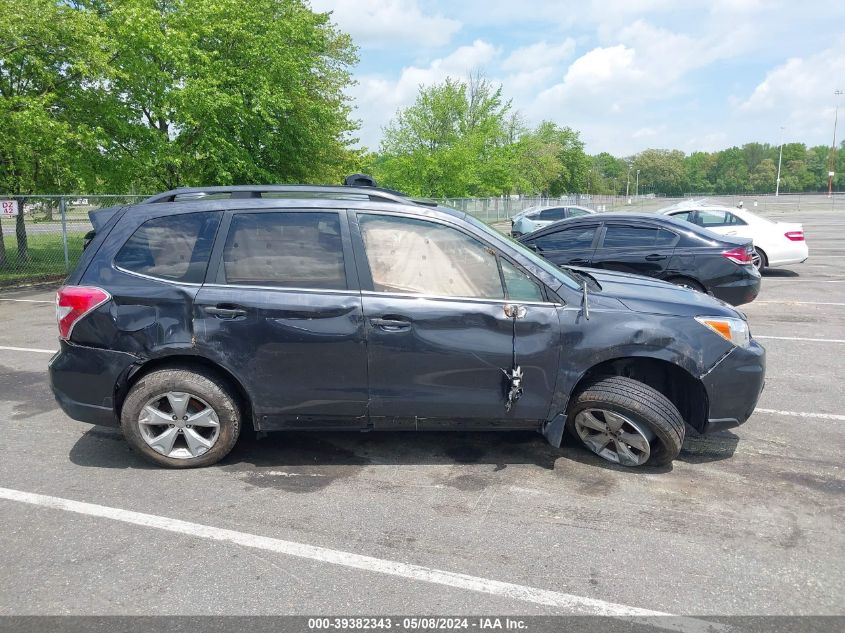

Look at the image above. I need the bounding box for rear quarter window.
[114,212,222,283]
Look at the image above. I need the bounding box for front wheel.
[568,376,685,467]
[121,368,241,468]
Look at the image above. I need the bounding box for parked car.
[510,205,594,237]
[518,213,761,306]
[657,202,808,271]
[49,182,765,469]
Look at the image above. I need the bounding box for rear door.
[193,209,369,430]
[590,222,679,279]
[521,222,600,267]
[350,211,561,428]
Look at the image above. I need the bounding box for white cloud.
[739,40,845,141]
[310,0,461,48]
[350,40,498,149]
[502,40,576,73]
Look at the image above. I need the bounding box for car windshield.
[461,213,581,290]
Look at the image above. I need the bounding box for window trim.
[349,210,559,305]
[206,207,359,291]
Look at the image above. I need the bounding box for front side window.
[222,212,346,289]
[114,212,221,283]
[531,225,598,251]
[359,214,504,299]
[501,258,544,302]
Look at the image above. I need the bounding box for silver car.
[510,205,595,237]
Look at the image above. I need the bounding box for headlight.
[695,316,751,347]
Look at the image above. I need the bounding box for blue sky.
[310,0,845,156]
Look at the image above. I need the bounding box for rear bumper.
[48,342,138,427]
[711,269,761,306]
[700,339,766,433]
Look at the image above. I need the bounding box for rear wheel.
[751,247,767,271]
[567,376,685,467]
[121,368,241,468]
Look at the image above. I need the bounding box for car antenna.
[582,280,590,320]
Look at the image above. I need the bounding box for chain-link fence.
[0,195,146,287]
[437,192,845,224]
[1,190,842,287]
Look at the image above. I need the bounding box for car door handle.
[645,254,666,261]
[204,305,247,319]
[370,317,411,331]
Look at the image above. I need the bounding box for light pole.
[775,126,785,196]
[635,169,640,198]
[626,163,632,204]
[828,89,843,198]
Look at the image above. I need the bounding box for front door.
[193,209,368,429]
[350,212,561,428]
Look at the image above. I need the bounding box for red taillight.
[785,231,804,241]
[722,246,753,265]
[56,286,110,340]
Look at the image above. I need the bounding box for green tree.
[632,149,686,196]
[376,75,513,197]
[93,0,358,191]
[0,0,109,262]
[749,158,776,193]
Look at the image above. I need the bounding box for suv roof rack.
[141,184,438,207]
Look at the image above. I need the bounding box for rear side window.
[602,225,665,248]
[222,212,346,289]
[531,225,598,251]
[538,208,566,220]
[567,208,591,218]
[114,212,221,283]
[695,210,747,227]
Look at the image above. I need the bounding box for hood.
[573,267,741,318]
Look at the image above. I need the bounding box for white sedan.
[510,205,595,237]
[658,203,808,271]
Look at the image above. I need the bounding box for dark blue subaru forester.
[49,184,765,468]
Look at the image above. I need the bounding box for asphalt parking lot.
[0,208,843,622]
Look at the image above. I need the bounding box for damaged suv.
[49,183,765,468]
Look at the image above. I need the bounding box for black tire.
[666,276,706,293]
[753,247,768,271]
[567,376,685,466]
[121,368,241,468]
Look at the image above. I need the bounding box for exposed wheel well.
[665,276,706,293]
[118,355,254,429]
[569,357,708,433]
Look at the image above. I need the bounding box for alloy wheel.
[138,391,221,459]
[751,250,763,271]
[574,408,654,466]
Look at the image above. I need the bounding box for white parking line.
[0,298,54,303]
[0,487,723,632]
[755,336,845,343]
[0,345,56,354]
[755,408,845,421]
